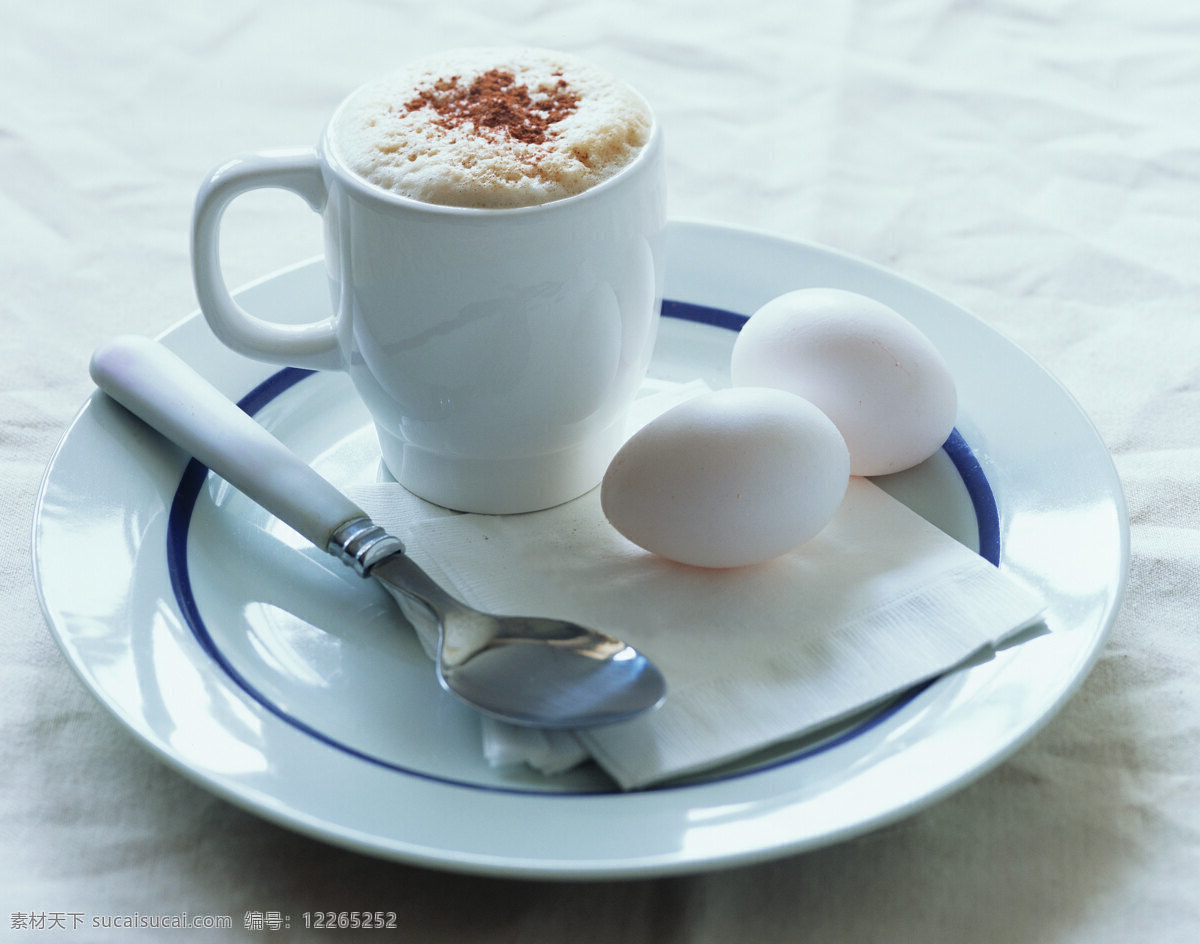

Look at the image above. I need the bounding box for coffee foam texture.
[328,48,653,209]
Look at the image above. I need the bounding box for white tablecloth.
[4,1,1197,940]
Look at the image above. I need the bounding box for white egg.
[600,387,850,568]
[731,288,958,476]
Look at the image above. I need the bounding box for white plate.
[33,220,1128,879]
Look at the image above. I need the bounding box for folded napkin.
[348,381,1046,790]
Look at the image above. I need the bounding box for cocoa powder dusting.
[404,69,579,146]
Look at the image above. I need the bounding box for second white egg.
[600,387,850,568]
[731,288,958,476]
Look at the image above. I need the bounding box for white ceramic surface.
[192,96,666,514]
[33,221,1128,879]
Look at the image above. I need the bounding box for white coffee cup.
[191,51,666,513]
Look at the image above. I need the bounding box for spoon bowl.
[372,552,665,727]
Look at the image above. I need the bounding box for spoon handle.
[90,335,364,552]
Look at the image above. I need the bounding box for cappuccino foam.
[329,48,653,209]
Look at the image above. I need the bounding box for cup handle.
[191,148,341,370]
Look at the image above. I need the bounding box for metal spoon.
[89,335,666,728]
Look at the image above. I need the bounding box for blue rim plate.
[33,220,1129,878]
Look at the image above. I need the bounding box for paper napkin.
[347,382,1046,790]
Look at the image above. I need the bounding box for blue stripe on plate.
[166,301,1000,794]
